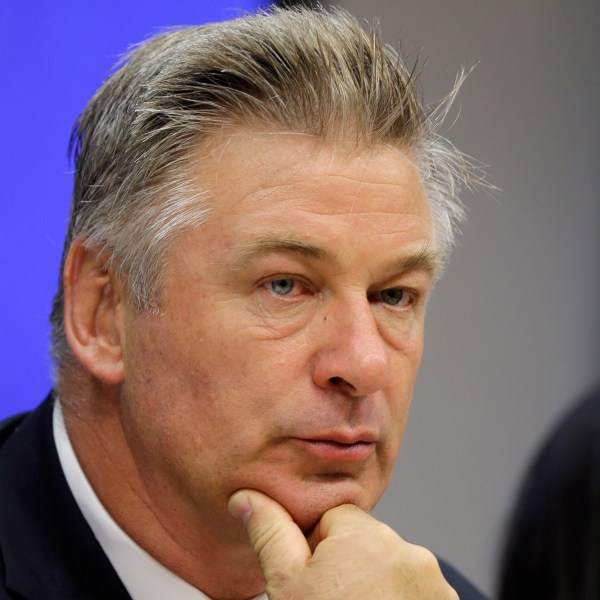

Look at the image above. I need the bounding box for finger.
[228,490,311,588]
[317,503,374,540]
[317,506,459,599]
[303,504,367,551]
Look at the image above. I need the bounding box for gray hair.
[50,5,477,377]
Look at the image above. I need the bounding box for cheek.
[121,319,288,456]
[389,404,411,455]
[396,323,425,379]
[379,357,416,470]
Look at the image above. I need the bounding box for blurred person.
[497,387,600,599]
[0,6,486,599]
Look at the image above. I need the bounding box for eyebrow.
[391,245,443,280]
[231,237,328,269]
[232,236,441,279]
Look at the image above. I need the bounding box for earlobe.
[63,239,126,385]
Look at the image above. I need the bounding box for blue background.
[0,1,271,418]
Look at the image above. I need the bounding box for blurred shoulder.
[438,558,489,600]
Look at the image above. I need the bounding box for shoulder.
[0,412,29,450]
[0,410,30,597]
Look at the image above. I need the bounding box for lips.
[288,432,378,463]
[307,430,379,444]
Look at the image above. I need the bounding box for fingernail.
[228,491,253,525]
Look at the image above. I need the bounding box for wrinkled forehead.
[190,126,426,214]
[170,127,435,279]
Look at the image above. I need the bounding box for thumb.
[228,490,311,589]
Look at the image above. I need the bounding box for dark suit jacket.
[0,394,488,599]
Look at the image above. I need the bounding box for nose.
[311,296,392,397]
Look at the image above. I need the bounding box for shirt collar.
[53,398,266,600]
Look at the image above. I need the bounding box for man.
[0,7,486,599]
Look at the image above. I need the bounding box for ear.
[63,239,126,384]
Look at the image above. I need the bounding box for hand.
[228,490,458,600]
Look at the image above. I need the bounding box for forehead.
[195,127,428,216]
[164,129,437,280]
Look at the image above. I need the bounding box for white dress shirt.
[53,399,267,600]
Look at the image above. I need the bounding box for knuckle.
[416,545,439,569]
[379,521,403,544]
[407,546,459,598]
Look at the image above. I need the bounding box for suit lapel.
[0,393,131,599]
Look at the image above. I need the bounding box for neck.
[60,380,266,600]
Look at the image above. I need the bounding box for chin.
[270,477,379,532]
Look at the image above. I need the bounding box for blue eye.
[268,278,295,296]
[380,288,408,306]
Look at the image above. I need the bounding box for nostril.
[328,376,357,393]
[326,376,361,397]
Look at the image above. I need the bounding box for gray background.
[321,0,599,595]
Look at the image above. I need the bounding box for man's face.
[118,129,436,535]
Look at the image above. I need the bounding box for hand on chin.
[249,476,371,535]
